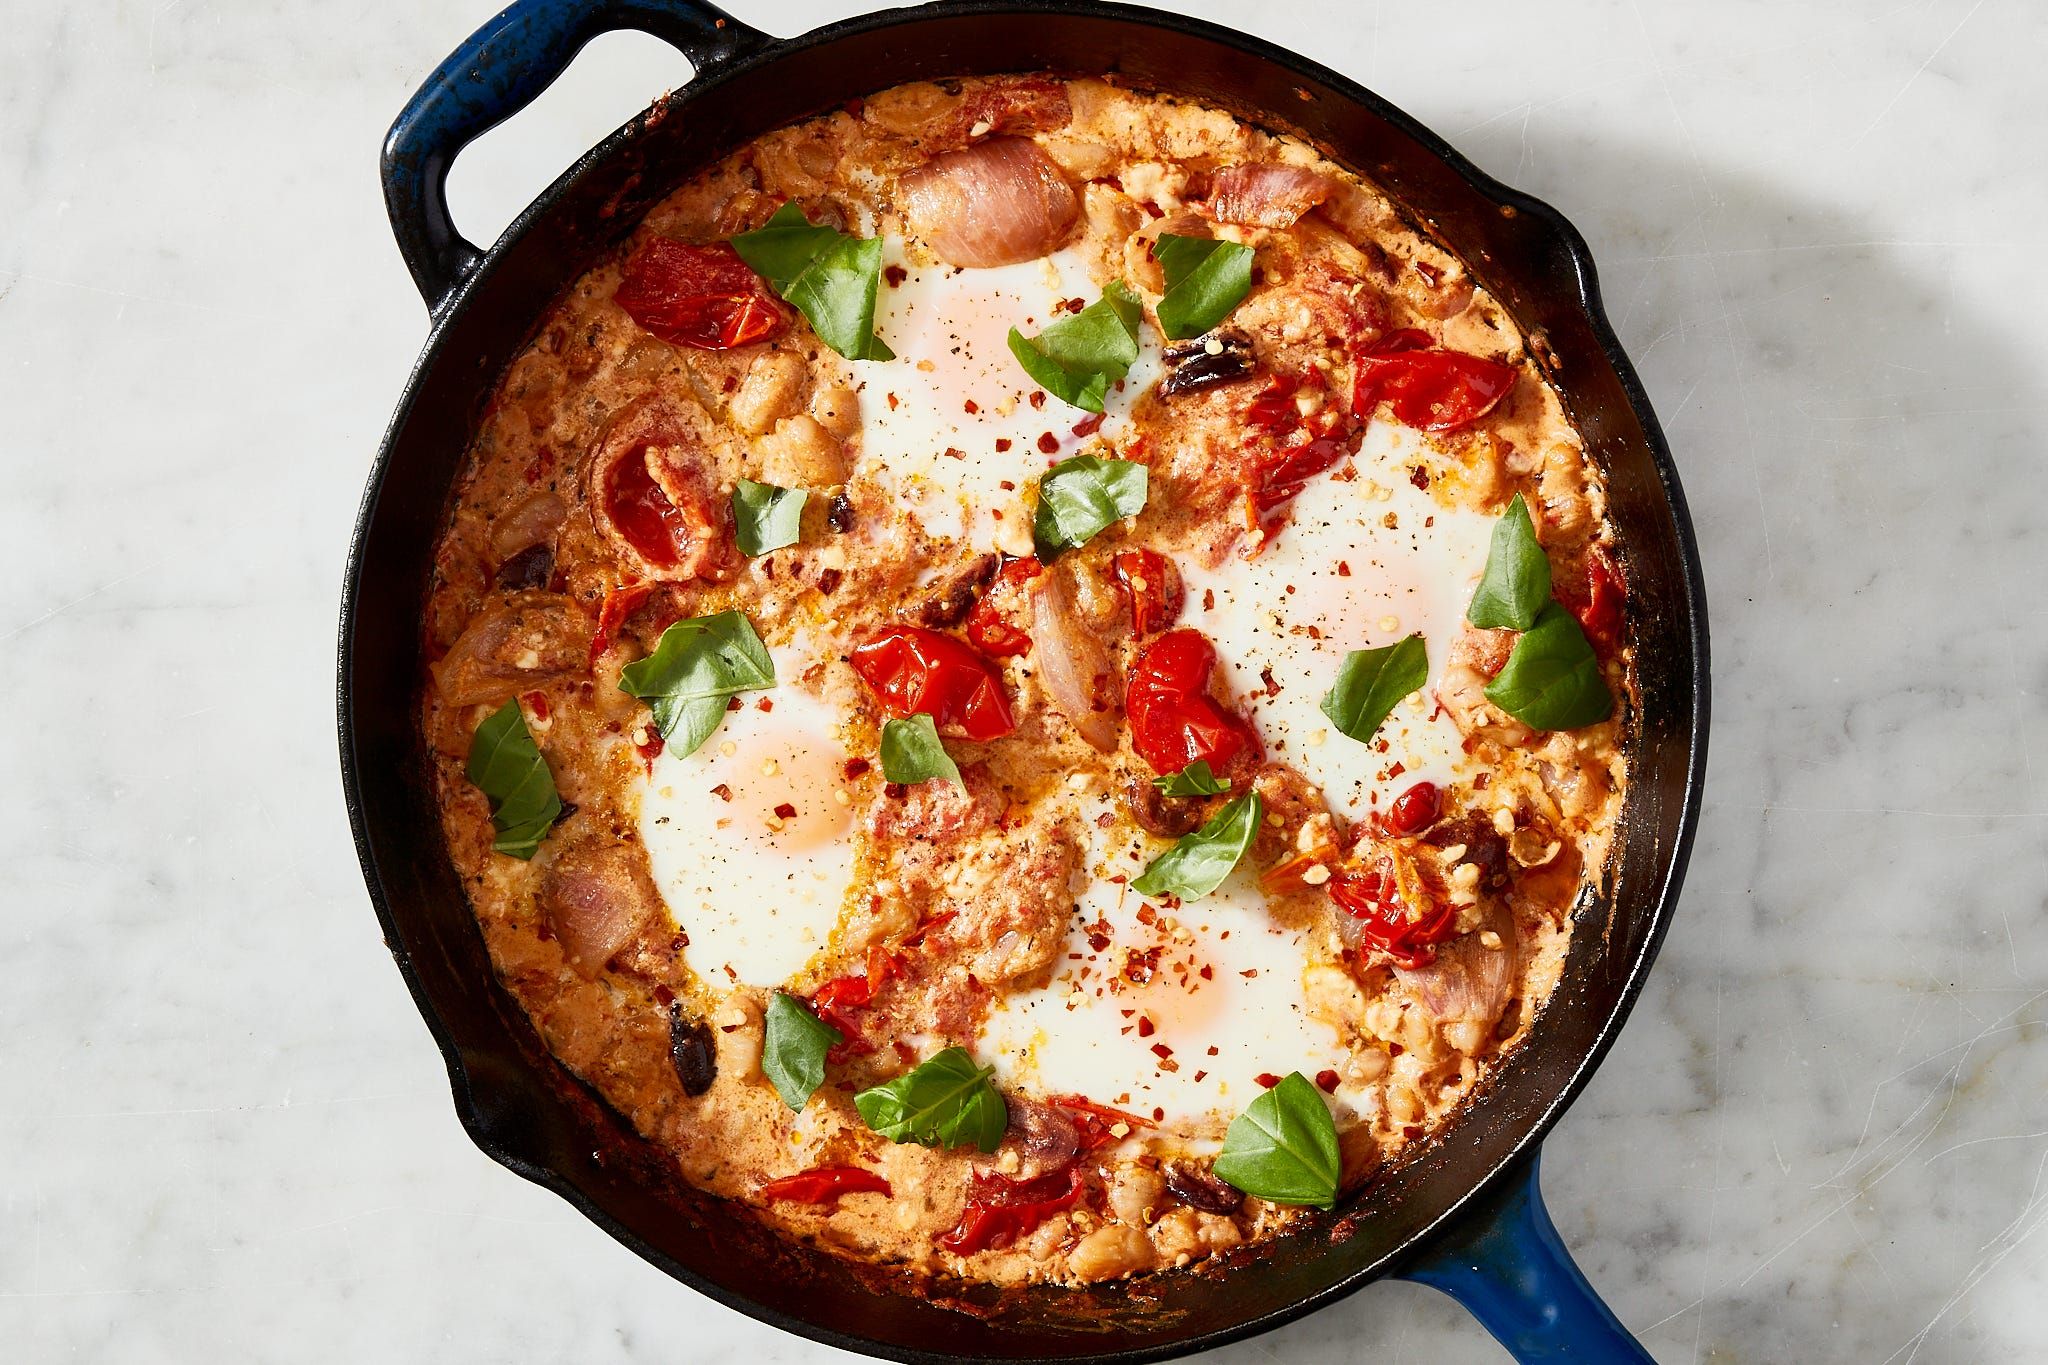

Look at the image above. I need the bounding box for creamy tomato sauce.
[422,75,1630,1290]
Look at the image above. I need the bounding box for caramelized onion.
[431,592,586,707]
[539,840,660,977]
[1030,563,1122,752]
[1393,899,1518,1033]
[1206,163,1340,229]
[902,137,1079,268]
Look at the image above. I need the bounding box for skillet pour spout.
[343,1,1707,1359]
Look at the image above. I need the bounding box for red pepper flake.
[709,783,733,802]
[653,983,675,1006]
[942,446,966,460]
[1474,772,1492,790]
[883,264,907,287]
[886,392,900,410]
[773,802,798,820]
[995,439,1013,453]
[1315,1069,1341,1094]
[1255,1073,1282,1089]
[1037,432,1060,454]
[1152,1107,1165,1122]
[963,399,980,414]
[1193,1070,1207,1082]
[757,697,775,712]
[843,757,871,780]
[1403,1125,1425,1141]
[1410,465,1430,490]
[1240,968,1259,979]
[1207,1045,1220,1057]
[1072,413,1105,438]
[726,696,743,712]
[1136,1016,1155,1038]
[519,689,551,723]
[1029,391,1047,409]
[1198,964,1213,980]
[1202,589,1216,611]
[1336,561,1351,577]
[1150,1043,1173,1059]
[817,567,843,595]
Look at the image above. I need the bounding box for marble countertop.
[4,0,2043,1359]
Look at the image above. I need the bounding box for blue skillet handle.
[382,0,772,314]
[1395,1150,1655,1362]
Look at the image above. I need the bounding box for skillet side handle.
[381,0,772,314]
[1393,1151,1654,1363]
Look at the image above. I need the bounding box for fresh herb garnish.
[853,1046,1008,1152]
[1032,454,1149,560]
[1320,635,1428,746]
[879,713,961,787]
[1132,790,1263,901]
[730,204,894,362]
[1154,759,1230,797]
[1483,601,1613,731]
[762,991,842,1110]
[1466,493,1550,631]
[616,610,776,756]
[1153,234,1255,340]
[1007,281,1143,413]
[1212,1071,1341,1208]
[464,698,563,860]
[732,478,806,556]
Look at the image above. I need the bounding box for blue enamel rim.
[344,2,1709,1361]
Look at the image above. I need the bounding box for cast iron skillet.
[341,1,1709,1359]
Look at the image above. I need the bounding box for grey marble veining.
[2,1,2043,1360]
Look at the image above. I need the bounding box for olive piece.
[1159,332,1257,397]
[827,491,856,534]
[1163,1160,1244,1215]
[493,542,554,591]
[669,1005,716,1097]
[1121,774,1202,838]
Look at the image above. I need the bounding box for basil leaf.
[617,610,776,755]
[1007,281,1142,413]
[1032,455,1149,559]
[1154,234,1255,340]
[730,204,894,362]
[1153,760,1230,798]
[853,1046,1008,1152]
[880,713,961,787]
[1132,790,1263,901]
[1320,634,1428,745]
[1466,493,1551,631]
[732,478,806,556]
[762,991,842,1110]
[1483,601,1613,731]
[464,698,563,860]
[1212,1071,1341,1209]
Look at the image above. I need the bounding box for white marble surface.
[3,0,2044,1359]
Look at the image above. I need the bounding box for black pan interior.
[340,5,1706,1360]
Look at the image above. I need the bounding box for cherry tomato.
[587,580,658,668]
[1242,371,1352,514]
[1328,856,1457,968]
[758,1167,893,1204]
[1125,628,1260,776]
[849,626,1017,740]
[966,557,1042,658]
[1383,781,1441,837]
[1049,1095,1152,1153]
[808,972,877,1063]
[613,238,789,349]
[1351,328,1517,432]
[1568,547,1626,653]
[937,1166,1086,1256]
[1110,549,1183,634]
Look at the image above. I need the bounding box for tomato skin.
[587,580,659,668]
[758,1167,893,1204]
[1125,628,1260,776]
[966,557,1042,658]
[1110,549,1183,634]
[614,238,789,349]
[1049,1095,1151,1152]
[937,1166,1086,1256]
[1383,781,1441,837]
[1328,856,1457,968]
[1351,328,1516,432]
[849,626,1017,740]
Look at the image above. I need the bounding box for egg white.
[637,650,857,990]
[1180,423,1494,825]
[978,800,1360,1127]
[856,244,1161,552]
